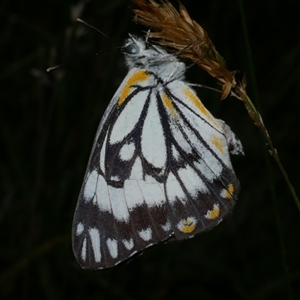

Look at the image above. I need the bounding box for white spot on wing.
[95,175,111,212]
[141,95,166,168]
[221,120,244,156]
[129,157,143,180]
[138,228,152,241]
[110,90,148,144]
[89,227,101,263]
[124,180,144,210]
[194,160,217,181]
[108,186,129,222]
[106,238,118,258]
[123,238,134,250]
[81,237,87,261]
[83,170,98,201]
[144,175,157,184]
[172,145,181,161]
[110,175,120,182]
[119,142,135,161]
[197,145,223,177]
[100,133,108,174]
[138,181,165,208]
[161,220,171,232]
[177,165,209,196]
[166,172,186,204]
[170,123,193,155]
[76,222,84,235]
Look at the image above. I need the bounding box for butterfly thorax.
[123,35,186,82]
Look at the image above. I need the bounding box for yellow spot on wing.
[180,218,196,233]
[183,87,220,129]
[205,204,220,220]
[161,92,177,119]
[210,135,225,155]
[222,183,235,200]
[118,70,149,106]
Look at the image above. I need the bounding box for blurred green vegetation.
[1,0,300,299]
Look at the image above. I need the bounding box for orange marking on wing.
[183,87,220,129]
[222,184,234,200]
[211,135,225,155]
[180,218,196,233]
[161,92,177,119]
[205,204,220,220]
[118,70,149,106]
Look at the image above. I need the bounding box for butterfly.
[72,35,244,270]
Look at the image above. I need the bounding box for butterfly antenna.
[46,48,113,72]
[76,18,110,39]
[46,19,125,72]
[46,54,91,72]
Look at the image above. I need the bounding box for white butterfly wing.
[72,67,242,269]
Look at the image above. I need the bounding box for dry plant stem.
[237,90,300,211]
[132,0,299,210]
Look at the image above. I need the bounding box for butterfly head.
[122,34,186,80]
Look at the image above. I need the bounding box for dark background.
[1,0,300,299]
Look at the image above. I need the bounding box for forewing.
[72,70,173,269]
